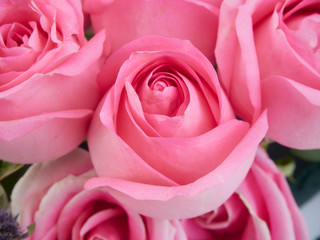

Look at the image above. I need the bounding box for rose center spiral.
[136,66,182,117]
[1,22,32,48]
[151,80,168,91]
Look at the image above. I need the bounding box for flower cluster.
[1,0,317,239]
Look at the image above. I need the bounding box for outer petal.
[145,218,187,240]
[215,0,265,123]
[116,110,250,184]
[11,148,178,240]
[254,7,320,89]
[84,0,221,61]
[88,96,178,186]
[262,76,320,149]
[11,148,93,227]
[86,111,268,219]
[0,68,101,121]
[254,148,310,240]
[238,147,309,240]
[181,147,309,239]
[241,214,270,240]
[0,0,105,163]
[216,0,320,149]
[249,167,295,240]
[0,110,93,163]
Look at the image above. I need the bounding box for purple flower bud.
[0,208,24,240]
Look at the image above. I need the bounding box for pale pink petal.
[10,148,92,225]
[262,75,320,149]
[215,0,262,123]
[254,6,320,89]
[52,30,106,76]
[145,218,187,240]
[32,175,89,240]
[0,71,101,121]
[84,0,220,61]
[251,166,295,239]
[0,109,92,163]
[254,148,310,240]
[88,103,178,186]
[117,116,249,184]
[86,112,268,219]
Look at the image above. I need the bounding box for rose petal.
[32,175,89,239]
[0,109,93,163]
[145,218,188,240]
[215,0,263,123]
[53,30,105,76]
[80,208,125,237]
[262,75,320,149]
[11,148,92,226]
[0,70,101,121]
[86,112,268,219]
[84,0,220,61]
[254,5,320,89]
[88,100,179,186]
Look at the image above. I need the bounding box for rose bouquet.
[0,0,318,239]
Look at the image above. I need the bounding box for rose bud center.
[141,72,180,117]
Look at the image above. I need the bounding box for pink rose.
[0,0,105,163]
[182,147,309,240]
[82,0,222,62]
[11,148,186,240]
[86,36,268,219]
[215,0,320,149]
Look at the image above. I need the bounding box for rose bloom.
[215,0,320,149]
[0,0,105,163]
[11,148,188,240]
[86,36,268,219]
[182,147,309,240]
[82,0,222,62]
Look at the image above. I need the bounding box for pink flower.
[0,0,105,163]
[182,147,309,240]
[11,148,187,240]
[86,36,268,219]
[82,0,222,62]
[215,0,320,149]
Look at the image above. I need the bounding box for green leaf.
[0,161,23,181]
[275,156,296,178]
[260,137,273,151]
[290,149,320,162]
[0,184,8,209]
[19,222,36,239]
[26,222,36,236]
[85,32,94,41]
